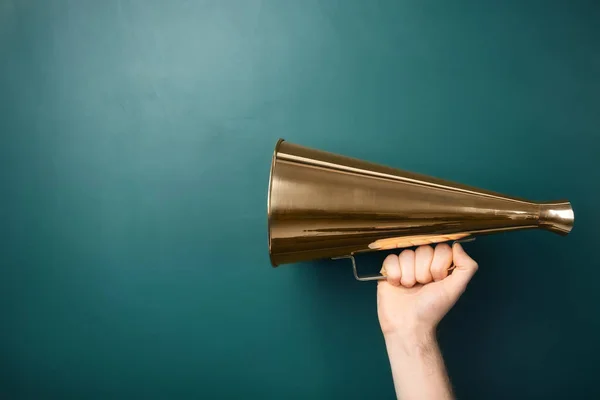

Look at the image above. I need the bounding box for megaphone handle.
[332,254,384,282]
[333,237,476,282]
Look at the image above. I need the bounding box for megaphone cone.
[267,139,574,274]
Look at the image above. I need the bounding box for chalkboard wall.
[1,1,599,399]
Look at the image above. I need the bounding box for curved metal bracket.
[332,255,385,281]
[332,237,477,282]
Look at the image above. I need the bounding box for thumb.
[443,242,479,300]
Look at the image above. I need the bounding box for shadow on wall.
[279,232,578,398]
[434,233,578,398]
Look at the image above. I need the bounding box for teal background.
[1,1,599,399]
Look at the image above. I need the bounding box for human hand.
[377,242,478,340]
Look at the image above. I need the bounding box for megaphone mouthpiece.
[539,201,574,235]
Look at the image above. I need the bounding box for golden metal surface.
[267,139,574,267]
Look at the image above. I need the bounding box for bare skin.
[377,242,478,400]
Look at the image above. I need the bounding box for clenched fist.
[377,242,478,338]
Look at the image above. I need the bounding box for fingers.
[380,243,477,291]
[431,243,453,281]
[443,242,479,298]
[382,254,401,286]
[415,245,434,284]
[399,249,416,287]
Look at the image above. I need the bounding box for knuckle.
[382,255,401,279]
[399,249,415,261]
[438,244,454,263]
[416,245,433,256]
[436,242,452,254]
[384,253,398,264]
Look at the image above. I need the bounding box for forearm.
[384,329,454,400]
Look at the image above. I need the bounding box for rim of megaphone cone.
[267,138,285,267]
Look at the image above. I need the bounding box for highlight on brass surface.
[267,138,574,268]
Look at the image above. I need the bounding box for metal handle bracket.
[333,237,476,282]
[332,255,384,281]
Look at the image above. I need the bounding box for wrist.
[383,326,452,400]
[384,325,437,354]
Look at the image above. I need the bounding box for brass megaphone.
[267,139,574,280]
